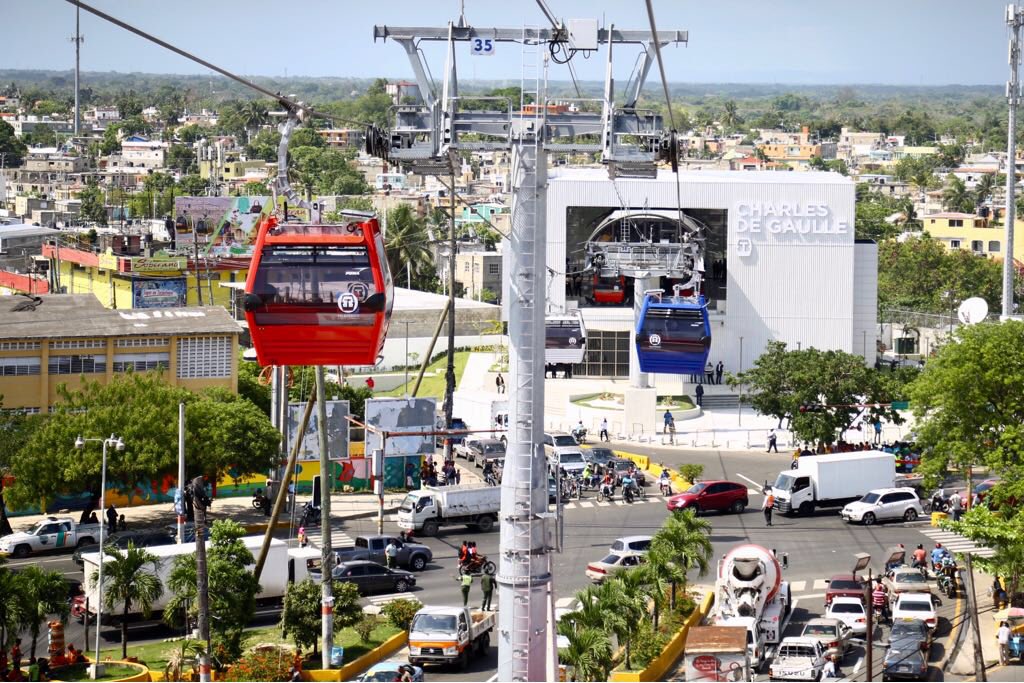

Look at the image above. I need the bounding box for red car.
[665,480,748,515]
[824,574,867,607]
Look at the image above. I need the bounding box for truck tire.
[798,501,814,516]
[409,554,427,571]
[458,649,470,671]
[862,512,876,525]
[11,544,30,559]
[475,515,495,533]
[421,519,439,537]
[76,537,93,548]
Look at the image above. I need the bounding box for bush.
[354,613,379,643]
[226,647,292,682]
[380,597,422,631]
[678,464,704,483]
[630,619,670,670]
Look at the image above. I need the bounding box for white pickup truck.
[0,517,104,558]
[408,606,495,670]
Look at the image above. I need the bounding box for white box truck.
[397,485,501,536]
[771,451,896,516]
[453,392,508,440]
[79,536,316,621]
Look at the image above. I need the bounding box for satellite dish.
[958,297,989,325]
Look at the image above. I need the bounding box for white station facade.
[542,168,877,379]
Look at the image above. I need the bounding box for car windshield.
[895,572,927,585]
[861,492,881,504]
[561,453,585,464]
[686,483,708,494]
[600,554,621,565]
[774,473,795,491]
[899,601,932,612]
[829,579,862,590]
[802,624,837,637]
[891,621,927,638]
[411,614,456,632]
[589,449,613,460]
[553,435,577,447]
[399,494,418,513]
[830,603,863,614]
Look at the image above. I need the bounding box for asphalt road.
[5,447,986,681]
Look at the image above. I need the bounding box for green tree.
[0,564,26,648]
[22,126,57,149]
[164,520,262,662]
[557,627,613,682]
[0,120,28,167]
[855,186,908,241]
[166,144,197,173]
[92,544,164,658]
[280,579,362,654]
[602,569,650,670]
[176,124,204,144]
[239,100,270,142]
[935,143,967,168]
[78,181,107,225]
[649,508,712,610]
[17,566,70,658]
[245,129,281,163]
[5,374,280,516]
[240,181,269,196]
[942,174,974,213]
[730,342,906,447]
[385,204,433,289]
[178,174,207,196]
[974,172,997,208]
[946,504,1024,598]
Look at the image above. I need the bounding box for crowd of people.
[417,456,460,488]
[0,638,88,682]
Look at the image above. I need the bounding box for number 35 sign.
[471,38,495,56]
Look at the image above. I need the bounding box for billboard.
[286,400,350,462]
[132,278,187,308]
[172,196,270,256]
[365,397,437,489]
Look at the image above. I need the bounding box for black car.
[324,560,416,595]
[883,619,931,681]
[608,458,646,486]
[473,439,507,468]
[584,447,616,470]
[73,529,175,565]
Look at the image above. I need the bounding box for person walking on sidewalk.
[495,373,505,394]
[458,573,473,606]
[663,410,673,431]
[767,429,779,453]
[480,572,495,611]
[949,490,963,522]
[763,493,775,526]
[668,417,677,445]
[600,417,609,442]
[695,383,704,407]
[999,621,1012,665]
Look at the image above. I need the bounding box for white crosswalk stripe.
[789,580,807,592]
[813,579,829,590]
[918,526,996,557]
[596,501,611,507]
[578,501,594,508]
[310,530,355,549]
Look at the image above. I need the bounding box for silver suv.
[841,487,924,525]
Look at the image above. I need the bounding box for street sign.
[470,38,495,56]
[891,401,910,410]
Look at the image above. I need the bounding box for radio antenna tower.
[70,4,84,136]
[374,10,686,680]
[1005,5,1022,318]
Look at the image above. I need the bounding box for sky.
[0,0,1015,86]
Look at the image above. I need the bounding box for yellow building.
[43,244,248,310]
[199,159,271,180]
[0,294,240,413]
[922,212,1024,264]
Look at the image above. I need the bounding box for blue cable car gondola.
[635,291,711,374]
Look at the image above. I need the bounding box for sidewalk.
[6,462,482,535]
[949,568,1003,676]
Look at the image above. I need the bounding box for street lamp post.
[74,434,126,680]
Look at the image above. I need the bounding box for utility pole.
[71,4,83,137]
[965,553,988,681]
[443,164,457,461]
[315,367,335,669]
[1005,5,1023,318]
[188,475,212,683]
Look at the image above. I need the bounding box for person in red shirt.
[912,544,927,569]
[365,377,375,390]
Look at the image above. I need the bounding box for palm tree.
[942,174,974,213]
[17,566,70,657]
[974,172,996,209]
[92,544,164,658]
[650,509,713,609]
[602,570,650,670]
[909,166,938,205]
[641,546,682,629]
[239,100,270,143]
[722,100,739,129]
[386,204,433,289]
[0,564,25,649]
[558,626,612,682]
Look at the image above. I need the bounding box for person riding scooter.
[659,468,672,496]
[621,472,639,503]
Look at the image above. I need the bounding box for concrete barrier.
[302,630,409,682]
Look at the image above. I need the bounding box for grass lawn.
[656,395,695,410]
[50,663,145,681]
[101,622,401,675]
[379,351,470,398]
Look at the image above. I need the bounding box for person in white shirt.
[821,655,837,679]
[998,621,1012,665]
[949,490,963,521]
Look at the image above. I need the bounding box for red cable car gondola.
[243,213,393,367]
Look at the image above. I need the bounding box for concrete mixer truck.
[709,544,792,673]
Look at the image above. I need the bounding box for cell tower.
[70,4,84,136]
[373,13,686,680]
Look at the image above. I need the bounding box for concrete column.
[628,276,660,389]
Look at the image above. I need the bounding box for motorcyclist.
[931,543,949,569]
[582,463,594,488]
[871,578,891,623]
[911,543,928,569]
[600,472,615,498]
[621,472,638,501]
[659,468,672,495]
[483,459,497,485]
[572,420,586,443]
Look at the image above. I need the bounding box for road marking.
[736,473,765,491]
[790,580,807,592]
[813,579,829,590]
[578,501,594,508]
[852,656,864,674]
[596,501,610,507]
[940,586,965,670]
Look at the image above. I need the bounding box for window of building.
[971,240,984,253]
[989,240,1001,253]
[464,262,470,272]
[177,336,231,378]
[112,352,170,373]
[950,239,961,248]
[949,219,964,227]
[115,337,169,348]
[573,330,629,378]
[488,263,500,275]
[0,356,41,376]
[48,354,107,375]
[0,341,41,351]
[51,339,103,350]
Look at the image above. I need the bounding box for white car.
[825,596,868,635]
[892,592,940,631]
[841,487,924,525]
[800,617,853,660]
[585,551,644,583]
[768,637,828,681]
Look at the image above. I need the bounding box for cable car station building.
[546,168,877,379]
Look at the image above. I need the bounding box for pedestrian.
[297,526,307,548]
[873,419,882,445]
[481,572,495,611]
[668,417,676,445]
[949,490,963,522]
[287,481,295,512]
[405,462,416,490]
[600,417,609,442]
[695,383,704,407]
[458,573,473,606]
[495,373,505,394]
[663,409,673,431]
[762,492,775,526]
[767,429,779,453]
[821,655,837,679]
[999,621,1012,665]
[365,376,375,390]
[715,361,724,384]
[705,362,714,384]
[26,658,38,683]
[105,504,118,535]
[385,538,399,569]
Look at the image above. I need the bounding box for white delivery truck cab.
[397,485,501,536]
[771,451,896,516]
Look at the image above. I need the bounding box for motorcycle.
[659,479,673,496]
[938,571,959,598]
[251,492,270,514]
[930,490,950,513]
[299,501,321,528]
[571,427,587,444]
[597,484,616,503]
[623,482,645,503]
[560,476,582,500]
[458,554,497,577]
